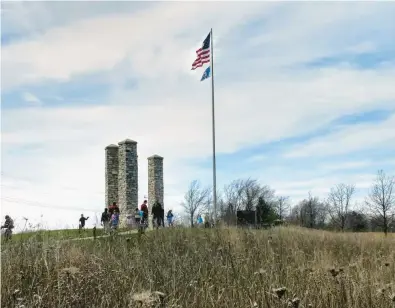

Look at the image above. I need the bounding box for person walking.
[133,208,141,226]
[196,214,203,227]
[108,202,119,216]
[101,208,110,233]
[204,214,211,228]
[140,200,149,225]
[79,214,89,232]
[110,211,120,234]
[151,201,163,229]
[1,215,14,241]
[166,210,174,227]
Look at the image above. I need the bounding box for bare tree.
[243,178,265,211]
[223,178,275,210]
[299,192,327,228]
[275,196,290,220]
[221,178,275,224]
[181,180,211,227]
[365,170,395,236]
[327,183,355,231]
[223,179,246,211]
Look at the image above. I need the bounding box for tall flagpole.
[210,28,217,224]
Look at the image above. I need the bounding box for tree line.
[181,169,395,235]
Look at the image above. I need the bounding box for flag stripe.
[196,48,210,57]
[192,55,210,66]
[191,59,210,70]
[191,53,210,69]
[191,32,211,70]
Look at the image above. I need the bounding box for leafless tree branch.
[327,183,355,231]
[181,180,211,227]
[275,196,290,220]
[365,170,395,235]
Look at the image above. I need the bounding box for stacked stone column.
[148,155,164,228]
[105,144,119,208]
[105,140,164,229]
[118,139,138,225]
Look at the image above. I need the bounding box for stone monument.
[148,155,164,228]
[117,139,138,224]
[104,139,164,228]
[104,144,119,207]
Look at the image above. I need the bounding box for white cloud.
[1,2,272,90]
[271,172,377,205]
[1,2,395,230]
[284,114,395,158]
[247,154,267,163]
[320,161,372,171]
[21,92,42,105]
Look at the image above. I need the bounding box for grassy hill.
[1,226,395,307]
[9,227,133,242]
[9,228,102,241]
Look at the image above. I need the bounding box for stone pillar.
[105,144,119,208]
[148,155,164,228]
[118,139,138,225]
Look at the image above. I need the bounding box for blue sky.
[1,1,395,230]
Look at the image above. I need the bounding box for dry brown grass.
[1,226,395,308]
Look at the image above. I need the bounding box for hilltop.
[1,226,395,308]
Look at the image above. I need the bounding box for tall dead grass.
[1,227,395,307]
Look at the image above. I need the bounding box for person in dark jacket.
[79,214,89,232]
[101,208,110,233]
[1,215,14,240]
[151,201,163,228]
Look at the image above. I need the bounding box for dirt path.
[69,230,139,241]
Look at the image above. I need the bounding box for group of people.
[98,200,175,234]
[196,214,212,228]
[99,202,121,233]
[145,199,175,228]
[133,200,175,229]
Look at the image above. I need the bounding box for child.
[167,210,174,227]
[196,214,203,227]
[111,211,120,232]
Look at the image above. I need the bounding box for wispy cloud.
[284,114,395,158]
[21,92,42,105]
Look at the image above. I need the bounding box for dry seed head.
[390,294,395,302]
[153,291,165,298]
[329,268,339,277]
[273,287,287,299]
[291,297,300,308]
[61,267,80,275]
[131,291,157,306]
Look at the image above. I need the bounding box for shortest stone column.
[148,155,164,229]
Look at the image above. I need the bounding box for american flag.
[191,32,211,70]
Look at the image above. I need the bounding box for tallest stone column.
[118,139,138,223]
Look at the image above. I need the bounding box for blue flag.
[200,66,211,81]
